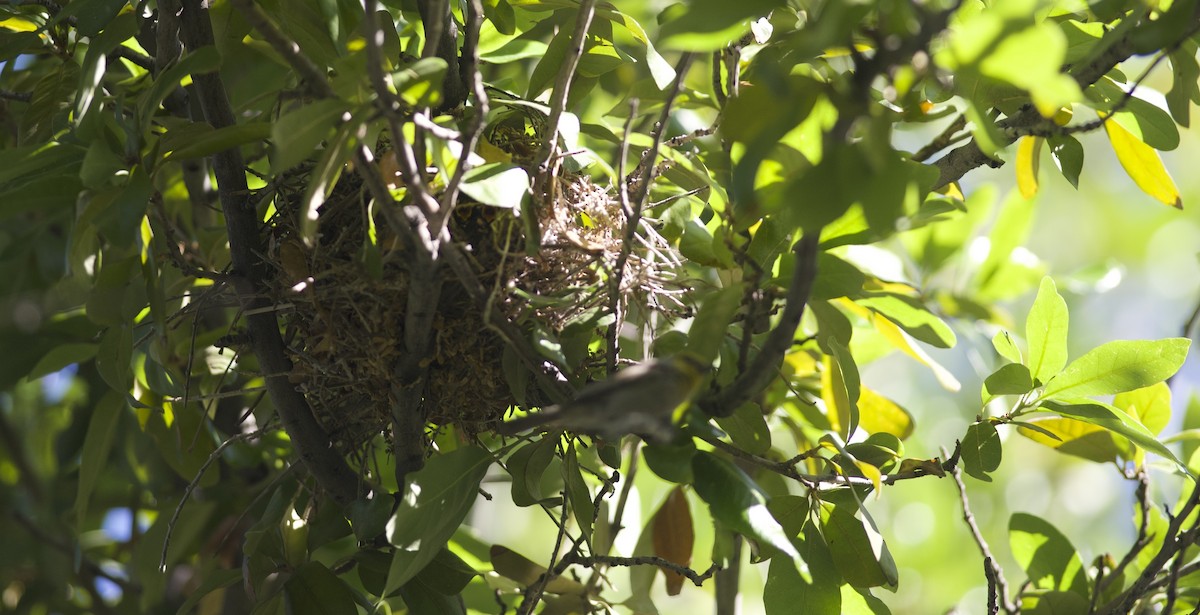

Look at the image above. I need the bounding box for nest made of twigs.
[262,156,684,459]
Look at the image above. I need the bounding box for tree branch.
[700,233,819,417]
[179,0,362,506]
[930,10,1200,189]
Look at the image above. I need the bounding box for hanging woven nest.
[261,133,685,462]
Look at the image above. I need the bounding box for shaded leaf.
[823,505,898,589]
[652,488,694,596]
[284,562,356,615]
[386,447,491,592]
[691,452,799,559]
[961,421,1001,482]
[1017,417,1120,464]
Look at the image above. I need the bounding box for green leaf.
[811,253,866,301]
[992,330,1023,364]
[526,13,572,98]
[506,437,558,506]
[0,175,83,222]
[459,163,530,209]
[823,505,898,589]
[284,562,356,615]
[716,402,772,455]
[1024,590,1091,614]
[28,343,98,380]
[1008,513,1089,596]
[988,362,1036,396]
[73,392,122,531]
[59,0,126,36]
[765,523,842,613]
[1048,134,1084,188]
[822,339,860,439]
[1040,400,1183,468]
[1041,338,1190,399]
[686,284,743,362]
[856,293,956,349]
[642,440,696,484]
[1113,382,1172,437]
[691,451,800,559]
[300,113,361,245]
[163,123,272,161]
[411,548,478,595]
[960,421,1002,482]
[348,495,394,542]
[138,46,222,131]
[392,57,449,107]
[1025,277,1069,383]
[658,0,787,51]
[271,100,352,173]
[563,443,595,541]
[1167,40,1200,127]
[386,447,491,592]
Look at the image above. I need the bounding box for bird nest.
[263,156,686,459]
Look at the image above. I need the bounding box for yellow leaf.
[837,299,962,391]
[1017,417,1120,464]
[1103,114,1182,208]
[858,387,915,439]
[1016,136,1042,199]
[821,354,852,438]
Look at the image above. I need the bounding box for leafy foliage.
[1,0,1199,614]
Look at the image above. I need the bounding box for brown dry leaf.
[651,487,694,596]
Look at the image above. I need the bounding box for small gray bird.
[495,353,711,442]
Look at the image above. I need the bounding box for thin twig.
[701,233,819,418]
[160,429,269,571]
[554,553,720,587]
[606,99,639,372]
[950,452,1019,614]
[1102,477,1200,613]
[531,0,598,203]
[228,0,334,99]
[1096,471,1153,599]
[436,0,489,230]
[912,114,966,162]
[607,53,693,370]
[518,491,575,615]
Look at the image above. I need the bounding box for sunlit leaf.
[1015,136,1042,199]
[1025,277,1069,384]
[1103,114,1182,208]
[1041,338,1189,399]
[1009,513,1089,596]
